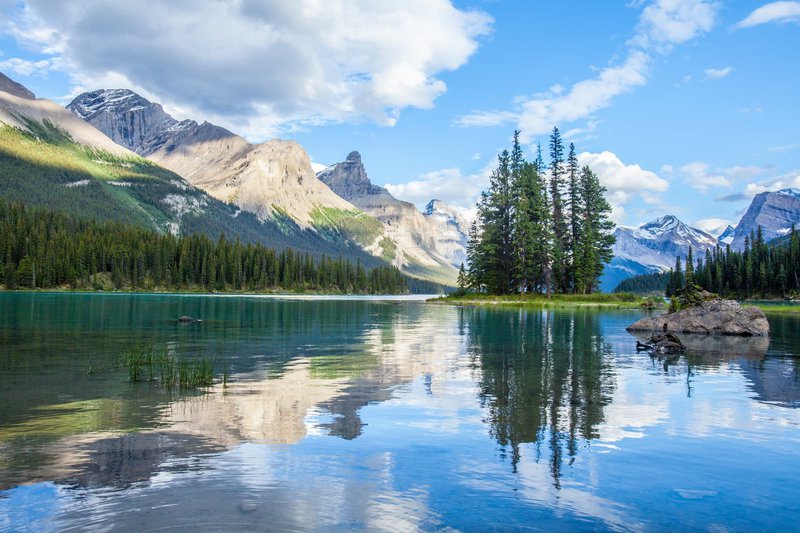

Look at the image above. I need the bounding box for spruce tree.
[549,127,569,292]
[573,167,615,293]
[567,142,580,292]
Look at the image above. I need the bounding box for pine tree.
[549,127,569,292]
[573,167,615,293]
[567,142,580,292]
[457,263,468,292]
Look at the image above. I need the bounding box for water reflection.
[465,307,615,485]
[1,294,800,531]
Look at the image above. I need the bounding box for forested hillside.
[616,226,800,299]
[0,119,394,268]
[0,200,408,293]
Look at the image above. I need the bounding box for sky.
[0,0,798,233]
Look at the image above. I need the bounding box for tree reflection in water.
[463,307,615,488]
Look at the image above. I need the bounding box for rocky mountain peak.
[730,188,800,249]
[68,89,180,155]
[0,72,35,99]
[317,150,384,200]
[718,225,736,245]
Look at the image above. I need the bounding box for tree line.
[464,128,615,295]
[0,200,408,294]
[615,225,800,299]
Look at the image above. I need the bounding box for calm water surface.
[0,292,799,531]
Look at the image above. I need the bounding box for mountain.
[718,224,736,246]
[68,89,358,226]
[317,152,463,282]
[423,199,470,267]
[0,72,35,100]
[600,215,717,291]
[730,188,800,249]
[0,74,385,264]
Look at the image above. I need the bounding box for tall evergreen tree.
[573,167,615,293]
[549,127,569,292]
[567,142,580,292]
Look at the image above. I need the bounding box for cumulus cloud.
[734,1,800,29]
[633,0,718,49]
[703,66,734,80]
[678,162,731,192]
[4,0,491,138]
[693,218,732,236]
[457,0,719,138]
[384,164,493,220]
[577,151,670,222]
[0,57,62,77]
[744,170,800,195]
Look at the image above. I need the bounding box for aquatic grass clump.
[120,345,219,391]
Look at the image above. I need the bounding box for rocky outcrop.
[318,152,463,278]
[68,89,186,155]
[0,72,35,99]
[627,299,770,336]
[730,189,800,250]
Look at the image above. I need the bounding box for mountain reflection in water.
[0,293,799,531]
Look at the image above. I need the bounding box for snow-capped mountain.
[600,215,717,291]
[423,200,470,267]
[730,188,800,249]
[718,225,736,246]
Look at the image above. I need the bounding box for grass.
[121,345,218,390]
[746,303,800,314]
[430,291,656,309]
[310,206,386,248]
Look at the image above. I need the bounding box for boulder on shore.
[627,299,769,336]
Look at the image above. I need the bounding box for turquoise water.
[0,292,798,531]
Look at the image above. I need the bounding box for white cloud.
[456,0,719,138]
[703,66,734,80]
[633,0,719,50]
[578,151,670,222]
[693,217,732,236]
[0,57,62,77]
[734,1,800,29]
[5,0,492,139]
[679,161,731,192]
[384,164,493,220]
[744,170,800,195]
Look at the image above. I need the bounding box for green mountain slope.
[0,117,387,266]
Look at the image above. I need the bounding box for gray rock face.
[317,151,385,199]
[627,299,770,336]
[318,152,465,273]
[67,89,237,157]
[718,224,735,246]
[730,189,800,250]
[0,72,35,99]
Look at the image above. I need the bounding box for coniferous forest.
[465,128,615,295]
[0,200,409,294]
[615,226,800,299]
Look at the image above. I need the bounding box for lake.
[0,292,798,531]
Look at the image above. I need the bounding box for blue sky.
[0,0,798,233]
